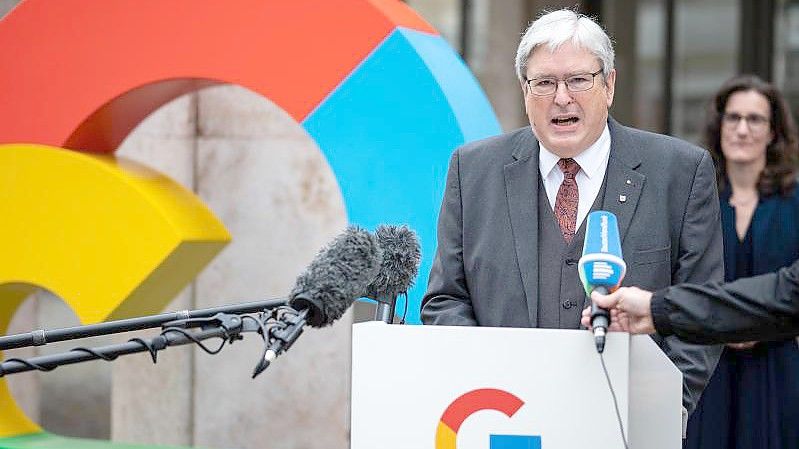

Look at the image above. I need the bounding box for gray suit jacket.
[421,118,724,415]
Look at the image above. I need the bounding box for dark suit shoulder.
[609,120,711,180]
[622,122,706,159]
[455,126,535,165]
[618,123,707,161]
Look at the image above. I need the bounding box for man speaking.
[421,9,723,415]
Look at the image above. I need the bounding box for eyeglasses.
[525,69,603,96]
[722,112,770,132]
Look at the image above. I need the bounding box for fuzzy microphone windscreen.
[289,226,381,327]
[364,224,421,300]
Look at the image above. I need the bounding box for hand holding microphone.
[580,287,656,335]
[578,211,627,353]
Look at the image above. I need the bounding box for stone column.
[113,93,199,446]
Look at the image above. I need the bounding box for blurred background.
[402,0,799,144]
[1,0,798,448]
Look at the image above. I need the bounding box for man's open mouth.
[552,116,579,125]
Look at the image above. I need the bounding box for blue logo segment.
[302,28,501,324]
[489,434,542,449]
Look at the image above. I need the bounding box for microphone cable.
[598,351,629,449]
[0,319,234,375]
[398,293,409,324]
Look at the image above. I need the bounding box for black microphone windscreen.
[364,224,421,300]
[288,226,381,327]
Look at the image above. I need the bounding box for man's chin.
[541,136,585,158]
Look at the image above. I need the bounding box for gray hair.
[515,9,615,82]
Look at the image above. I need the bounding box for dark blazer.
[653,188,799,343]
[720,187,799,283]
[421,118,724,414]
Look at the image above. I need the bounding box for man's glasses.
[722,112,770,132]
[525,69,603,96]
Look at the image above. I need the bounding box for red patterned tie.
[555,158,580,243]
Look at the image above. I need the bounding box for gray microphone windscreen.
[364,224,421,300]
[289,226,381,327]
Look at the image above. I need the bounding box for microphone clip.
[269,308,307,353]
[252,306,309,378]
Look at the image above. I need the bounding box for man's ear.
[604,69,616,108]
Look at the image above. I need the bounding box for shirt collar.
[538,124,611,179]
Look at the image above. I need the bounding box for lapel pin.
[619,194,627,203]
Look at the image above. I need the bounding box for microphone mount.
[251,307,308,378]
[372,294,398,323]
[0,305,308,378]
[0,298,287,351]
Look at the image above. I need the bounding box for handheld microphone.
[253,226,382,377]
[578,211,626,353]
[365,225,421,323]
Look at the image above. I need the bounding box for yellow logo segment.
[0,143,231,437]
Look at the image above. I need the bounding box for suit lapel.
[601,119,645,244]
[504,130,540,327]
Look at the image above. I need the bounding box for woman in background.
[685,75,799,449]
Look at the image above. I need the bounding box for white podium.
[351,322,682,449]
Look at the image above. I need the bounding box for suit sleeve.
[652,259,799,343]
[420,149,477,325]
[656,150,724,416]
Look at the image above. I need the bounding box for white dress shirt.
[538,125,611,229]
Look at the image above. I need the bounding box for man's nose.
[553,81,573,106]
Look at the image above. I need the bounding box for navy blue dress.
[684,188,799,449]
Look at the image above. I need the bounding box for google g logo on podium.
[436,388,542,449]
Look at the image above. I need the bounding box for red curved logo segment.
[436,388,524,449]
[0,0,436,153]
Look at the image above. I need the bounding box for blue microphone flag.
[578,211,626,295]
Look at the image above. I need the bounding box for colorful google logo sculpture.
[0,0,500,446]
